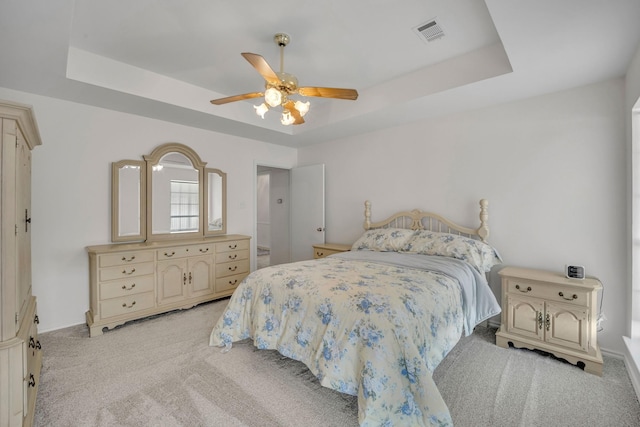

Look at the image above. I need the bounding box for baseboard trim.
[623,337,640,402]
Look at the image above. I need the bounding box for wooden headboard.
[363,199,490,242]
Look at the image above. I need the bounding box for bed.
[209,200,502,426]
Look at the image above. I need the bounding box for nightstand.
[312,243,351,259]
[495,266,603,375]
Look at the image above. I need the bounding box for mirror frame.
[111,160,146,242]
[144,143,206,242]
[204,168,227,236]
[111,142,228,242]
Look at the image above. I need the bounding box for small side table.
[312,243,351,259]
[495,266,603,375]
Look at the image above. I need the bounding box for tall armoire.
[0,101,42,427]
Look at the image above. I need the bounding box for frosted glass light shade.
[294,100,310,116]
[280,110,295,125]
[264,88,282,107]
[254,103,269,118]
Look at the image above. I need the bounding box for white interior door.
[290,164,325,262]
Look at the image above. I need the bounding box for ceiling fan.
[210,33,358,126]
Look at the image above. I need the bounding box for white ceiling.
[1,0,639,147]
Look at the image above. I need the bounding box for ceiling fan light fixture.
[264,87,282,107]
[281,110,295,126]
[294,100,310,117]
[209,33,358,127]
[254,102,269,119]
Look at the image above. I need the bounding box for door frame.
[253,161,293,271]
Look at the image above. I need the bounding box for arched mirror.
[111,142,227,242]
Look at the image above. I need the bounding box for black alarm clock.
[565,265,585,280]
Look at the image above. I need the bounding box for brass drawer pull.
[36,340,41,350]
[228,266,238,272]
[121,283,136,291]
[317,251,324,257]
[189,272,192,284]
[545,313,551,331]
[228,244,237,250]
[29,337,36,348]
[199,247,209,253]
[34,314,39,324]
[537,312,543,330]
[559,292,578,301]
[228,279,238,286]
[164,251,176,257]
[122,301,136,309]
[28,374,35,388]
[121,255,136,262]
[515,284,532,293]
[228,254,238,260]
[122,268,136,275]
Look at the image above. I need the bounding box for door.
[157,259,188,305]
[507,294,544,341]
[290,164,325,262]
[545,301,588,352]
[16,128,32,324]
[188,255,214,298]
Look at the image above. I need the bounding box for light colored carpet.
[34,299,640,427]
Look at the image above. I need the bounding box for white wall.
[0,87,297,333]
[299,78,627,353]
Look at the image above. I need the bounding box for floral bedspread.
[209,251,500,426]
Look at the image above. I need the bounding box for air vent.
[414,19,445,43]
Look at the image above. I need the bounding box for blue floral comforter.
[209,250,501,426]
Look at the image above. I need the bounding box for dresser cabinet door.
[506,294,544,341]
[188,255,214,298]
[157,259,188,305]
[545,301,588,352]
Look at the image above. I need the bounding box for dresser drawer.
[216,259,249,278]
[99,275,154,300]
[100,291,155,319]
[156,246,191,260]
[99,262,155,282]
[188,243,215,256]
[99,251,155,268]
[216,239,249,253]
[215,272,248,293]
[215,249,249,263]
[506,278,588,306]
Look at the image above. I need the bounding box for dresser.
[86,234,250,337]
[495,266,603,375]
[0,101,42,427]
[312,243,351,259]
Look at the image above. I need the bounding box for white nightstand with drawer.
[495,266,603,375]
[312,243,351,259]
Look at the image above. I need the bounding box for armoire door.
[16,126,32,325]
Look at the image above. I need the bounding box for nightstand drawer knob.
[515,284,532,293]
[559,292,578,301]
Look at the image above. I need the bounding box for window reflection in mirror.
[151,152,199,235]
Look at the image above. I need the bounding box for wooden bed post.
[477,199,489,242]
[364,200,372,230]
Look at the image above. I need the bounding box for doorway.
[256,166,291,268]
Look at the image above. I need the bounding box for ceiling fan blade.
[210,92,264,105]
[297,87,358,100]
[241,52,280,85]
[283,100,305,125]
